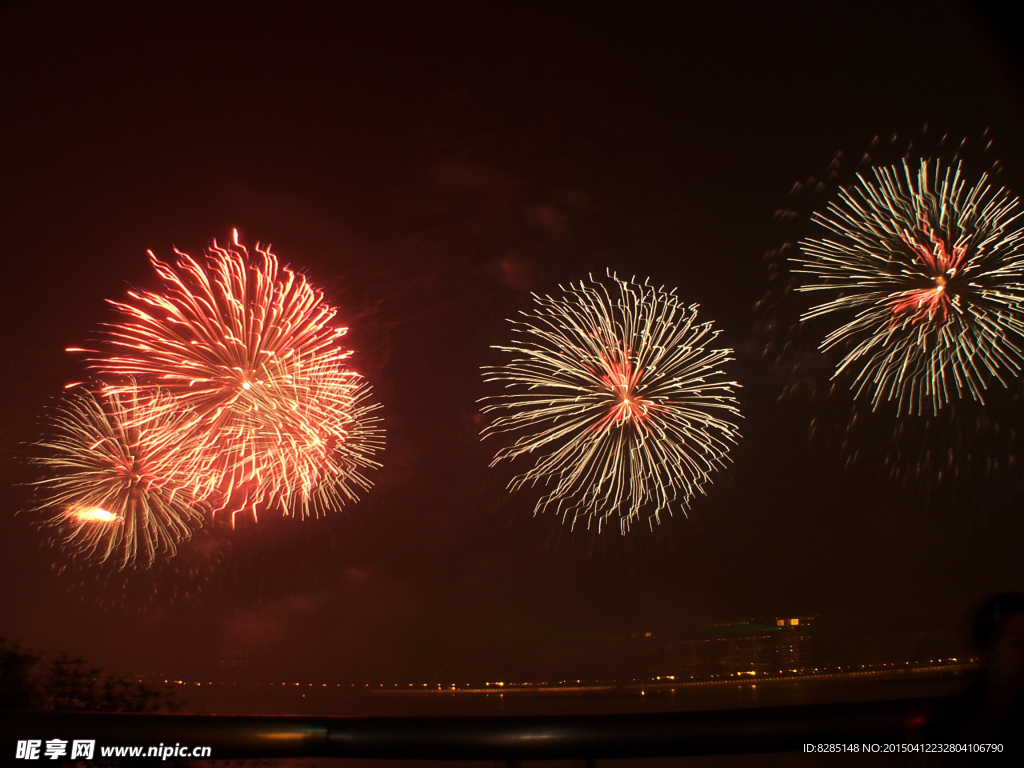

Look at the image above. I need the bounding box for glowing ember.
[71,507,119,523]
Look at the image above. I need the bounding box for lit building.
[632,617,817,679]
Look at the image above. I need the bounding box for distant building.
[632,617,817,679]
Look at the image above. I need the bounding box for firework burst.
[793,158,1024,415]
[84,230,383,523]
[30,386,209,570]
[481,274,741,534]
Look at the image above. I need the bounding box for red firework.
[888,216,969,324]
[83,230,382,524]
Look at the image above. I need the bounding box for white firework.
[481,273,741,533]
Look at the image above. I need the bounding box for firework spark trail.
[30,386,209,570]
[85,230,383,523]
[305,377,385,511]
[793,159,1024,415]
[481,274,741,534]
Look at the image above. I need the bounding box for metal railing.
[1,696,945,761]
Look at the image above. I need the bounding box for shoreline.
[370,663,979,696]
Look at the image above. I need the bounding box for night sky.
[2,1,1024,691]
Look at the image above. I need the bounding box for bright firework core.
[794,159,1024,415]
[482,273,742,534]
[602,358,654,427]
[890,217,966,324]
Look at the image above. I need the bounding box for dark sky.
[2,0,1024,687]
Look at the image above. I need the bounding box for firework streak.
[793,159,1024,415]
[481,274,741,533]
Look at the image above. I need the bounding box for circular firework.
[481,273,741,534]
[83,230,383,524]
[759,128,1024,508]
[29,385,209,570]
[792,158,1024,415]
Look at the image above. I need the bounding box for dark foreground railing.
[2,697,945,760]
